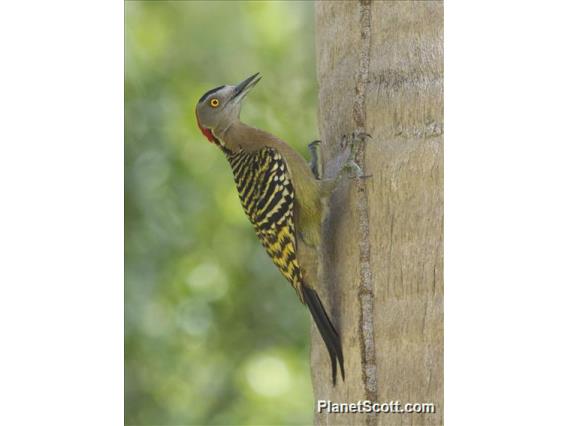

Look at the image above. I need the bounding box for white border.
[0,2,123,424]
[1,1,568,425]
[446,2,568,424]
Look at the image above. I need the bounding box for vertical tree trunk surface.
[312,1,443,425]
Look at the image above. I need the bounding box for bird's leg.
[316,132,372,197]
[308,140,324,180]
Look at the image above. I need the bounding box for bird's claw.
[343,159,364,179]
[308,139,321,149]
[339,131,372,179]
[308,139,324,180]
[319,132,373,191]
[340,131,372,156]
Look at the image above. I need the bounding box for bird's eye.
[210,98,220,108]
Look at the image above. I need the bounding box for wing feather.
[225,145,345,384]
[226,147,303,298]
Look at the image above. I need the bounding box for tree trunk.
[312,1,443,425]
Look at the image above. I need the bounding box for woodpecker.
[195,73,363,385]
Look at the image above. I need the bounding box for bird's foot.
[308,139,322,150]
[338,131,372,180]
[308,139,323,180]
[341,131,371,155]
[341,159,364,178]
[317,132,373,196]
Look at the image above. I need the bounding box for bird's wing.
[226,147,304,299]
[226,145,344,384]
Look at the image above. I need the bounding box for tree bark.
[312,1,443,425]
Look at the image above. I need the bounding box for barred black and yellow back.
[226,147,304,299]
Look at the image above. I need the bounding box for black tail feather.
[301,285,345,385]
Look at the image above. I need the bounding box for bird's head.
[195,72,261,142]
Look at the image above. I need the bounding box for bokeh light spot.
[176,300,213,336]
[186,261,228,300]
[245,355,291,397]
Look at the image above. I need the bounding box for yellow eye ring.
[210,98,220,108]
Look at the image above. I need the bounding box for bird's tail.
[301,284,345,385]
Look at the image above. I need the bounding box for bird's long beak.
[231,72,261,103]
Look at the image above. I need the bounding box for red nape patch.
[195,110,214,143]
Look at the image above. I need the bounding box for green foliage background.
[125,2,317,424]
